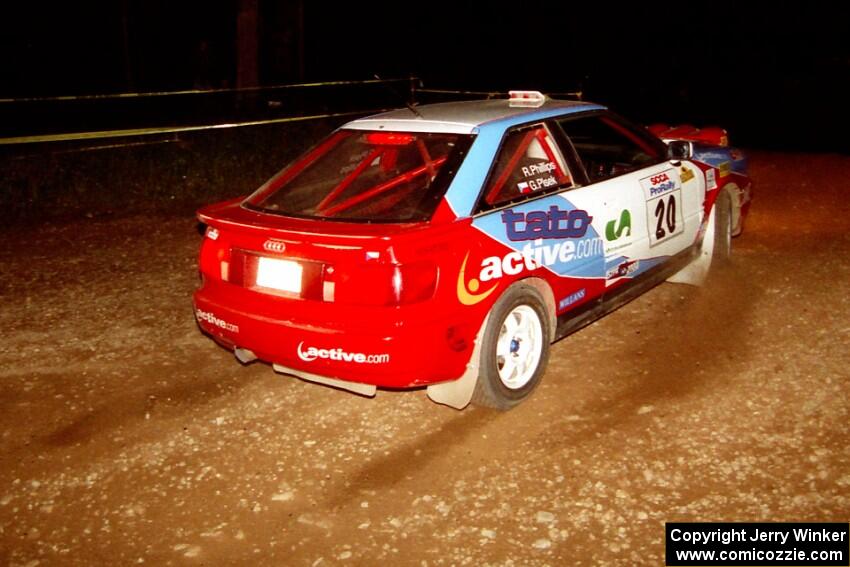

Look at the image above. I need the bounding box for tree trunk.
[236,0,258,89]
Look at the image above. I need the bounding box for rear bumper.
[192,280,477,389]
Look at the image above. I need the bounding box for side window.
[480,124,573,209]
[558,114,664,183]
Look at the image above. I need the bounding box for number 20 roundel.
[640,169,684,247]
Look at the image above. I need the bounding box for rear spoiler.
[648,124,728,147]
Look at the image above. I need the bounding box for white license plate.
[256,257,302,294]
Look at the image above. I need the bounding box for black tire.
[471,283,551,410]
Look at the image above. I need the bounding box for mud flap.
[426,313,490,410]
[667,204,716,286]
[272,364,377,397]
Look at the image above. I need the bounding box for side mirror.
[667,140,692,161]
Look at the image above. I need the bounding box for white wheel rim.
[496,305,543,390]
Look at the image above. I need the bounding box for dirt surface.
[1,152,848,565]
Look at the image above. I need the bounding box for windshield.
[245,129,473,222]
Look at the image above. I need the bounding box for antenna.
[374,74,423,118]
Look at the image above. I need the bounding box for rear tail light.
[328,262,438,306]
[199,227,231,281]
[394,262,438,305]
[330,264,395,306]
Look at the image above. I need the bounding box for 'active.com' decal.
[297,342,390,364]
[458,200,606,305]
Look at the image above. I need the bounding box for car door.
[470,122,606,316]
[555,112,705,292]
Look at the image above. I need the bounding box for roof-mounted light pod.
[508,90,547,108]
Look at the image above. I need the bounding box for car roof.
[344,98,603,134]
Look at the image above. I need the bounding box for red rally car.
[194,91,752,410]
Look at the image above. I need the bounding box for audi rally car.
[194,91,752,410]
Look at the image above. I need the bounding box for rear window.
[245,129,473,222]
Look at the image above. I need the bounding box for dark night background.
[3,2,849,146]
[1,1,848,222]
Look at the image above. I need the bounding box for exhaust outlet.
[234,347,257,364]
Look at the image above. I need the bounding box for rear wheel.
[471,284,551,410]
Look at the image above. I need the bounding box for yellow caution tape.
[416,88,582,99]
[0,77,413,104]
[0,108,388,145]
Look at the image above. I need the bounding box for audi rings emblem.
[263,239,286,253]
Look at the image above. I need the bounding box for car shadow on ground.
[542,261,760,447]
[36,351,260,450]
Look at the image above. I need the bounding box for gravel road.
[1,151,848,565]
